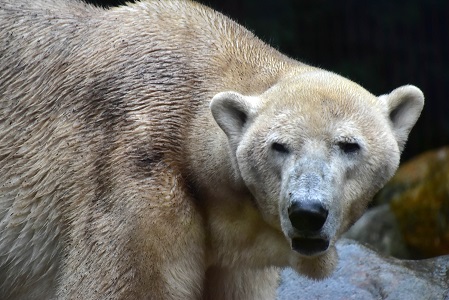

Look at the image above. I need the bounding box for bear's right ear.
[379,85,424,152]
[210,91,259,141]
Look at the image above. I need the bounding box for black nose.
[288,201,328,233]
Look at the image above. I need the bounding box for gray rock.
[344,204,413,259]
[277,239,449,300]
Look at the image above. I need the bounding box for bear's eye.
[271,142,289,154]
[338,142,361,154]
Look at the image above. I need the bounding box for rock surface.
[344,204,413,259]
[277,239,449,300]
[390,148,449,257]
[346,147,449,259]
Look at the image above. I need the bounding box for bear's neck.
[184,111,247,199]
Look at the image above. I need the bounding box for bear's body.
[0,0,423,299]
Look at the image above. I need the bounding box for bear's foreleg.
[57,170,205,299]
[203,266,279,300]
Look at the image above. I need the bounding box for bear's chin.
[289,245,338,280]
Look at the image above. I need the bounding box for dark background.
[87,0,449,163]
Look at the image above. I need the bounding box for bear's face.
[210,71,423,277]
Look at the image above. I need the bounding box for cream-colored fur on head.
[209,73,423,280]
[0,0,423,299]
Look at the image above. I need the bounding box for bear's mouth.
[291,238,330,256]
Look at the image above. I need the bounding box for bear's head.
[210,70,424,279]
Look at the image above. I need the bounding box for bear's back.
[0,1,301,298]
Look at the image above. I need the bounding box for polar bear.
[0,0,423,299]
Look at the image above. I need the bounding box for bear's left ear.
[210,91,259,144]
[379,85,424,152]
